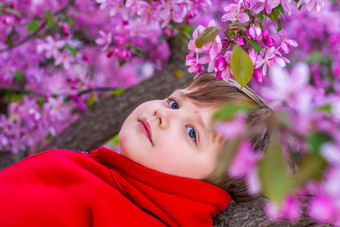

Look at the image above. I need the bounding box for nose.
[154,107,170,129]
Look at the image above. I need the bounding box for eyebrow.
[176,90,211,142]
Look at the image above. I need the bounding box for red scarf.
[0,147,231,226]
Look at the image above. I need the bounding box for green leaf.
[298,4,303,10]
[317,104,332,113]
[277,20,282,32]
[87,93,95,107]
[230,44,254,88]
[228,29,235,37]
[119,60,126,67]
[44,9,56,29]
[133,47,144,57]
[14,70,25,81]
[255,14,264,24]
[266,10,280,21]
[0,2,3,7]
[243,36,261,54]
[109,134,120,148]
[5,8,21,17]
[27,20,40,33]
[289,153,328,188]
[195,26,221,48]
[65,44,77,57]
[213,102,253,121]
[258,142,291,204]
[307,132,333,154]
[110,89,124,96]
[276,4,285,21]
[180,25,192,35]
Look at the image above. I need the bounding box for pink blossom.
[221,2,249,23]
[228,140,263,178]
[253,68,264,83]
[256,47,289,76]
[279,38,298,54]
[54,51,75,69]
[248,50,258,66]
[235,37,245,47]
[253,0,281,14]
[281,0,292,16]
[262,30,276,47]
[214,114,246,140]
[265,196,300,221]
[297,0,326,12]
[309,194,337,223]
[95,30,112,51]
[37,36,65,58]
[247,26,262,41]
[185,55,209,78]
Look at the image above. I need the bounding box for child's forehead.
[171,89,219,109]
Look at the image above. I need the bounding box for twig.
[0,0,75,53]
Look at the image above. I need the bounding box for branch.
[0,0,75,53]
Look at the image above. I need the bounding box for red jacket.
[0,146,231,226]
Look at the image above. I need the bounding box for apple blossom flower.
[221,2,249,23]
[279,38,298,54]
[95,30,112,51]
[214,114,246,140]
[54,51,75,69]
[253,0,281,14]
[308,194,337,223]
[256,47,290,76]
[235,37,246,47]
[228,140,263,178]
[253,68,264,83]
[281,0,292,16]
[247,26,262,41]
[37,36,65,59]
[297,0,326,12]
[262,30,276,47]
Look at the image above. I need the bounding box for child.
[0,74,271,226]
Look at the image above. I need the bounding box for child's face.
[118,88,223,179]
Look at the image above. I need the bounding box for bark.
[1,39,319,226]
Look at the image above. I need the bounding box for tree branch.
[0,0,75,53]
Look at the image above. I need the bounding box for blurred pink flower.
[95,30,112,51]
[214,114,246,140]
[253,0,280,14]
[228,140,263,178]
[309,194,337,223]
[279,38,298,54]
[221,2,249,23]
[297,0,326,12]
[37,36,65,58]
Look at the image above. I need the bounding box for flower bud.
[248,50,258,65]
[247,26,262,41]
[253,68,263,83]
[235,37,245,47]
[119,49,131,61]
[262,30,276,47]
[215,57,227,71]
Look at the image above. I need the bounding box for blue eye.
[187,126,197,143]
[168,99,179,109]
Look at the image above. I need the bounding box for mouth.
[138,118,153,145]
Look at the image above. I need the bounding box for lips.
[138,118,153,145]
